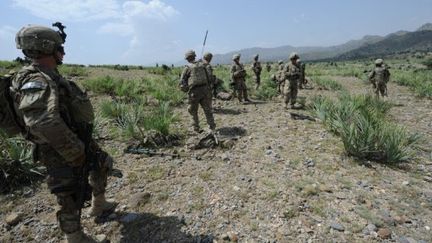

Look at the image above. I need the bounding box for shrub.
[0,131,44,193]
[59,64,88,77]
[310,94,418,163]
[314,77,344,91]
[143,101,177,136]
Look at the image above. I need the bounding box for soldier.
[202,52,219,98]
[283,53,301,109]
[297,58,306,89]
[251,54,262,90]
[368,59,390,97]
[276,60,285,94]
[180,50,216,133]
[231,54,251,103]
[266,62,272,72]
[11,24,117,242]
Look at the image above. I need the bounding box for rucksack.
[0,73,23,137]
[188,61,209,88]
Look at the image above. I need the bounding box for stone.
[330,222,345,232]
[394,215,408,224]
[377,228,391,239]
[398,236,417,243]
[402,181,410,186]
[5,212,22,226]
[95,234,107,242]
[128,192,151,208]
[424,176,432,182]
[228,232,239,242]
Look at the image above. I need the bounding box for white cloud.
[99,0,181,64]
[12,0,120,21]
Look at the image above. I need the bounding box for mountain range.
[211,23,432,64]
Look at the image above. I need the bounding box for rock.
[221,153,230,161]
[5,212,22,226]
[221,233,230,241]
[425,225,430,231]
[128,192,151,208]
[394,215,408,224]
[398,236,417,243]
[265,149,273,155]
[377,228,391,239]
[120,213,139,223]
[424,176,432,182]
[304,158,315,167]
[402,181,410,186]
[95,234,107,242]
[228,232,239,242]
[362,224,377,235]
[330,222,345,232]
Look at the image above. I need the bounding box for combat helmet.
[375,59,383,65]
[184,49,196,60]
[232,54,241,61]
[203,52,213,61]
[289,52,299,60]
[16,24,65,58]
[278,60,283,64]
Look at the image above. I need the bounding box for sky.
[1,0,432,66]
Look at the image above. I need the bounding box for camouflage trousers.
[284,79,298,106]
[375,81,387,97]
[234,78,249,102]
[36,142,111,234]
[254,73,261,89]
[188,85,215,131]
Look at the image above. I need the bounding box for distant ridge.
[211,23,432,64]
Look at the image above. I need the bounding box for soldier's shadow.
[212,107,246,115]
[114,212,214,243]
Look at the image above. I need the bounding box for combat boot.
[66,230,99,243]
[89,194,118,217]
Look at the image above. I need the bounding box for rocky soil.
[1,74,431,242]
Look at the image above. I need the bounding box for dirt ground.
[1,75,431,243]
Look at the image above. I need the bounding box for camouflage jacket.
[284,62,301,81]
[368,67,390,84]
[10,63,94,163]
[251,61,262,75]
[230,62,246,81]
[203,62,216,85]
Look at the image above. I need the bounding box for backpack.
[188,61,209,88]
[0,73,23,137]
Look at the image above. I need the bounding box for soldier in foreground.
[180,50,216,133]
[231,54,251,103]
[284,53,301,109]
[251,54,262,90]
[11,24,117,242]
[368,58,390,98]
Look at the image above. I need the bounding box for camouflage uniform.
[297,59,306,89]
[203,52,218,97]
[266,62,272,72]
[368,59,390,97]
[231,54,250,102]
[12,24,116,243]
[251,54,262,90]
[277,60,285,94]
[181,50,215,132]
[284,53,301,108]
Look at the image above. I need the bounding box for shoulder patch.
[20,80,47,91]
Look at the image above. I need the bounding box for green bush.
[143,101,177,136]
[255,78,278,100]
[0,131,44,193]
[392,69,432,98]
[59,64,88,77]
[310,94,418,163]
[314,77,344,91]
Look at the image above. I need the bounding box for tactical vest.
[187,62,209,87]
[12,65,94,135]
[374,67,386,84]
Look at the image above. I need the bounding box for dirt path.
[1,79,431,242]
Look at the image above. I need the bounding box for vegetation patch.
[310,94,419,163]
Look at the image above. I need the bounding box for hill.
[211,23,432,64]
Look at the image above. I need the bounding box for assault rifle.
[75,123,94,213]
